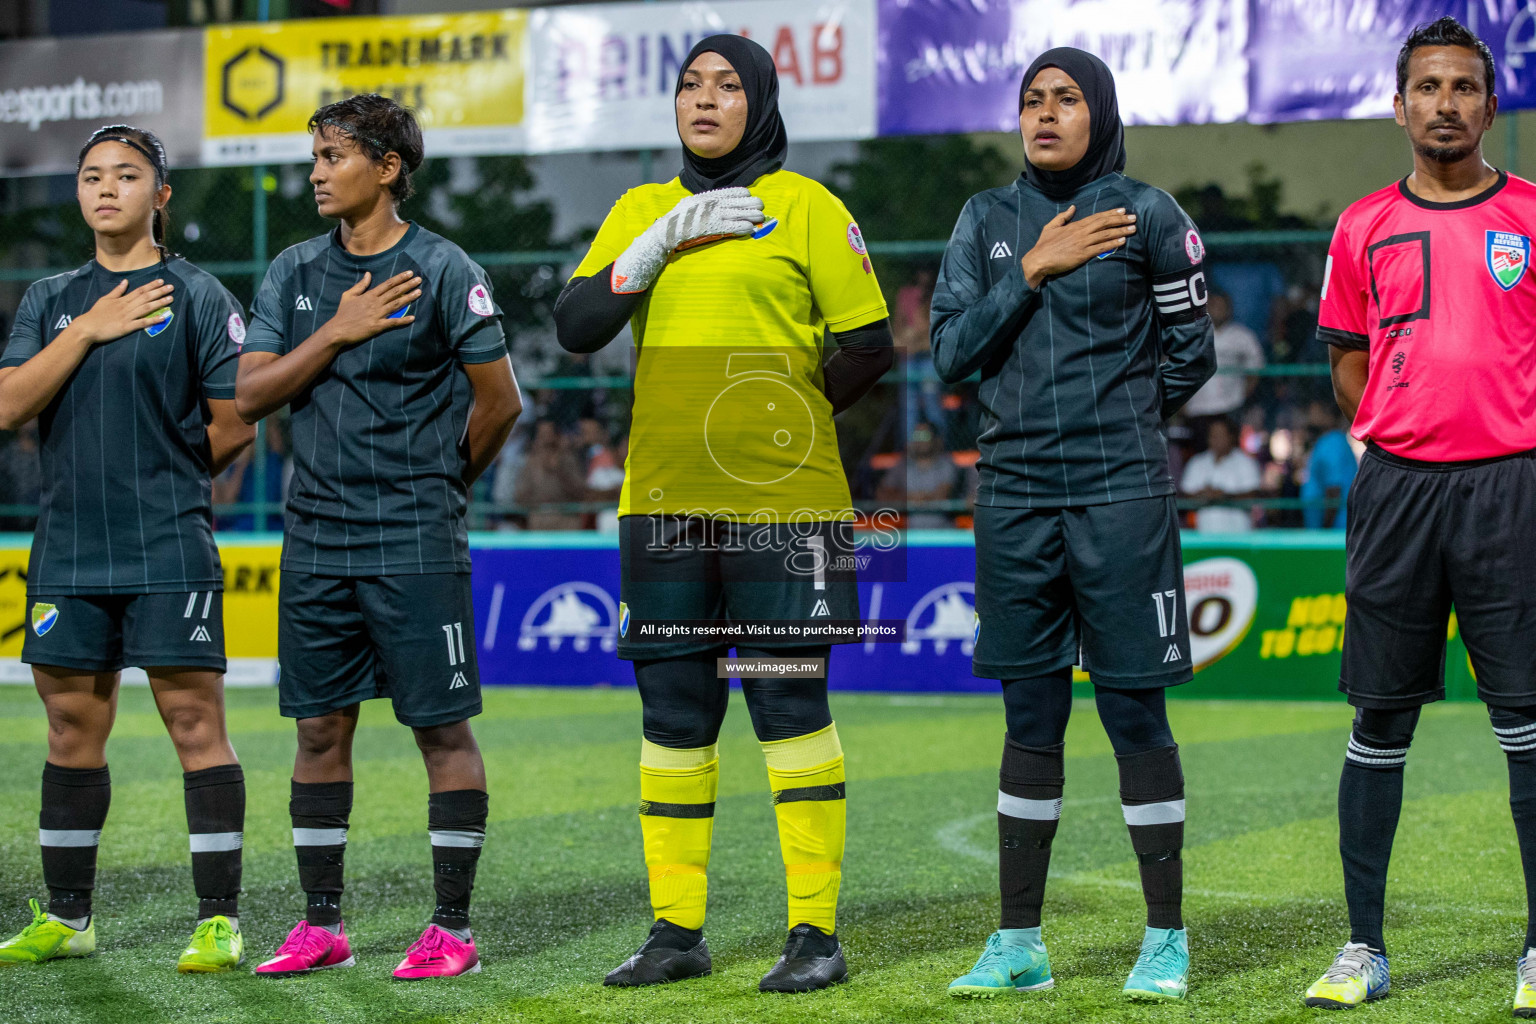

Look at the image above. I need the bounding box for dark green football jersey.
[1,257,244,594]
[242,223,507,577]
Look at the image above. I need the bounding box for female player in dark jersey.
[932,49,1213,1002]
[0,125,255,973]
[236,95,520,981]
[556,35,892,993]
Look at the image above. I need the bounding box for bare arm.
[234,270,421,423]
[461,356,522,486]
[1330,347,1368,422]
[0,279,175,430]
[206,399,256,476]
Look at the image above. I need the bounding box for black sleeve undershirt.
[823,318,894,415]
[555,269,892,414]
[554,265,640,354]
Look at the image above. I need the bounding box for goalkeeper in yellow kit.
[554,34,892,994]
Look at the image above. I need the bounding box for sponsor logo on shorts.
[449,671,470,689]
[810,598,831,617]
[190,625,212,642]
[468,283,495,316]
[1488,230,1530,291]
[31,602,58,637]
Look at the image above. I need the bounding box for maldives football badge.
[31,602,58,636]
[1488,230,1530,291]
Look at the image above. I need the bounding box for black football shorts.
[1341,443,1536,709]
[21,589,226,673]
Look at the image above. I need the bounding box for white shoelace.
[1323,945,1378,982]
[1520,951,1536,988]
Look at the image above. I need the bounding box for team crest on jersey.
[753,217,779,239]
[846,222,867,256]
[467,283,494,317]
[31,603,58,637]
[145,309,173,337]
[1488,230,1530,291]
[387,303,411,320]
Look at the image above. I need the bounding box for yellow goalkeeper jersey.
[573,169,888,521]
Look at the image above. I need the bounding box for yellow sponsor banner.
[0,540,280,661]
[203,11,526,165]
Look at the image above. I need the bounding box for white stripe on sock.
[38,828,100,848]
[292,827,347,846]
[997,792,1062,821]
[189,831,244,853]
[1494,722,1536,738]
[1348,739,1408,757]
[1121,799,1186,826]
[429,829,486,849]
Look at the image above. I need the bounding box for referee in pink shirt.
[1304,17,1536,1012]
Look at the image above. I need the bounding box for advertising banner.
[875,0,1248,136]
[525,0,876,153]
[0,28,204,176]
[202,11,527,166]
[0,533,1482,702]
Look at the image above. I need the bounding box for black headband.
[81,134,165,183]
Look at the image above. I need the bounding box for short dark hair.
[1396,16,1495,98]
[308,94,425,204]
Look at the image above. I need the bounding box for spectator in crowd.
[0,422,42,531]
[513,419,588,530]
[579,417,626,533]
[490,419,534,529]
[214,416,291,531]
[876,421,959,529]
[1181,289,1264,451]
[1181,417,1263,532]
[893,268,948,439]
[1300,400,1359,529]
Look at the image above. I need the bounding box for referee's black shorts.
[1341,442,1536,709]
[617,514,859,660]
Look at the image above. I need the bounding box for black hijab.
[1018,47,1126,200]
[675,34,788,194]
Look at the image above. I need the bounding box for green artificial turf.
[0,684,1524,1023]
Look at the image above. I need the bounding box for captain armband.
[1151,267,1209,326]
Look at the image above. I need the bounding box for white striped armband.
[1121,800,1186,826]
[429,829,486,849]
[1346,737,1408,767]
[1151,267,1208,324]
[292,827,348,847]
[1495,721,1536,753]
[39,828,101,848]
[189,831,243,853]
[997,791,1062,821]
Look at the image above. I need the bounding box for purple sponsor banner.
[469,539,993,693]
[876,0,1247,136]
[1247,0,1457,123]
[1474,0,1536,113]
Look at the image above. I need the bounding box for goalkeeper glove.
[611,187,765,294]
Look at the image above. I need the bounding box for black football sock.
[1339,706,1419,954]
[185,763,245,921]
[1116,745,1185,930]
[40,763,111,922]
[997,736,1064,930]
[1491,706,1536,952]
[291,780,352,928]
[429,789,488,933]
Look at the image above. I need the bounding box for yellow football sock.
[762,723,846,935]
[638,738,718,931]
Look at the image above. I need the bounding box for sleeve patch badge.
[227,312,246,349]
[1185,228,1205,265]
[847,222,867,256]
[467,282,495,317]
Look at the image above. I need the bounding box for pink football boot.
[393,924,481,979]
[254,921,356,977]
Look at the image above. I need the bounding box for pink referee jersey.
[1318,171,1536,461]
